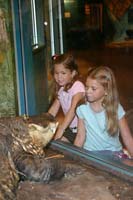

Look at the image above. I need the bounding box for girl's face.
[85,77,106,104]
[53,64,75,86]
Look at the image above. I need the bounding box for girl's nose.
[86,88,92,94]
[58,74,62,79]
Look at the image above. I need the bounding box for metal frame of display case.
[50,140,133,183]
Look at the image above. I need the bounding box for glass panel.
[49,0,64,55]
[62,1,103,50]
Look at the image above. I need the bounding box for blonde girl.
[74,66,133,157]
[47,53,85,143]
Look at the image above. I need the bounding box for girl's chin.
[86,98,95,103]
[58,83,65,86]
[59,84,64,86]
[86,97,93,101]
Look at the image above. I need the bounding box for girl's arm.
[119,116,133,157]
[54,92,84,140]
[48,98,60,117]
[74,118,86,147]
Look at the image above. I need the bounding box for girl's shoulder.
[77,102,88,110]
[72,80,85,87]
[69,81,85,96]
[70,80,85,92]
[76,102,89,117]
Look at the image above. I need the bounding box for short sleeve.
[76,105,84,119]
[71,81,85,96]
[118,104,125,120]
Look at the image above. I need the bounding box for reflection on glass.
[31,0,38,47]
[31,0,45,49]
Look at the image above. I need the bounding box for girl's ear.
[72,70,77,78]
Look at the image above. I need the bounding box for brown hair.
[87,66,119,136]
[51,53,81,92]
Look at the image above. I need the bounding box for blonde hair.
[87,66,119,136]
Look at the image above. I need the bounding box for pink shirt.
[58,81,85,128]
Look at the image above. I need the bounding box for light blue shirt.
[76,103,125,151]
